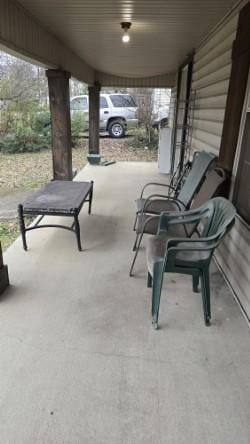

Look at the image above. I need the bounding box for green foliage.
[129,125,158,150]
[0,52,88,154]
[0,53,51,153]
[0,220,20,252]
[71,111,86,145]
[0,81,51,153]
[32,110,51,135]
[0,122,51,153]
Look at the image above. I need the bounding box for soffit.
[17,0,239,78]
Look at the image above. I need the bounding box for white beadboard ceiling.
[17,0,239,78]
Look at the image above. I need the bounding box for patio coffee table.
[18,180,94,251]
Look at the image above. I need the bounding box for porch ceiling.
[17,0,238,78]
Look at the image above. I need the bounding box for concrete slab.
[1,162,250,444]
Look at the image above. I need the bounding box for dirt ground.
[0,137,156,195]
[0,137,157,250]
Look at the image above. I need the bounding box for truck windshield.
[71,97,88,110]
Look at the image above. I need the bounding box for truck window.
[110,95,136,107]
[71,97,88,110]
[100,96,108,108]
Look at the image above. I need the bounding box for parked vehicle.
[152,105,169,128]
[70,93,138,138]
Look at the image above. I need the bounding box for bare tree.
[0,53,45,101]
[0,51,49,133]
[69,78,87,97]
[130,88,154,142]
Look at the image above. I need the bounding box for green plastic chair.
[134,151,216,226]
[130,167,226,276]
[146,197,236,329]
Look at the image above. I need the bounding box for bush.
[129,125,159,150]
[32,110,51,135]
[0,123,51,153]
[71,111,86,145]
[0,108,86,153]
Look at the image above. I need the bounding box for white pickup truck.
[70,93,138,138]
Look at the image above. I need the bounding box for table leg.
[18,204,27,251]
[74,211,82,251]
[88,181,94,214]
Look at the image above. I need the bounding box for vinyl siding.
[192,14,238,156]
[191,3,250,320]
[218,79,250,321]
[216,218,250,319]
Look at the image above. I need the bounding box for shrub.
[0,123,51,153]
[71,111,86,145]
[129,125,158,151]
[32,110,51,135]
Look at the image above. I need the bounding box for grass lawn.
[0,146,87,251]
[0,145,86,196]
[0,220,20,252]
[0,138,157,251]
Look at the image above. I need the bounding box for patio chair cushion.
[136,198,183,214]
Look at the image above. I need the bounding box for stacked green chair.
[146,197,236,329]
[130,167,226,275]
[134,151,216,226]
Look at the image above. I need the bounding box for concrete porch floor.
[1,162,250,444]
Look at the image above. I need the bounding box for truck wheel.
[108,120,125,138]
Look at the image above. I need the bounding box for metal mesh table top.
[22,181,92,214]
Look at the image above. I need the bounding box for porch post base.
[0,265,9,295]
[87,154,101,165]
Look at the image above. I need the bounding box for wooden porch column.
[218,3,250,173]
[46,69,72,180]
[87,83,101,164]
[0,242,9,294]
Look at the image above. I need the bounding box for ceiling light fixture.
[121,22,131,43]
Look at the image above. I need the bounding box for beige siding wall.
[192,14,238,156]
[190,3,250,320]
[216,218,250,318]
[217,75,250,321]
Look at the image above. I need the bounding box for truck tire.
[108,120,125,138]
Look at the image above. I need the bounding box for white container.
[158,127,172,174]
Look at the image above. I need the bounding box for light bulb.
[122,32,130,43]
[120,22,131,43]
